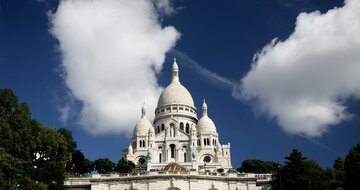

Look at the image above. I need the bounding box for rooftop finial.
[202,99,208,116]
[172,58,179,82]
[141,103,146,118]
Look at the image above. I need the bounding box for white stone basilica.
[65,59,273,190]
[123,59,232,172]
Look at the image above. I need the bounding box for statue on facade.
[192,148,196,159]
[146,151,152,161]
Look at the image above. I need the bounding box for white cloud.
[50,0,180,135]
[58,104,71,124]
[236,0,360,137]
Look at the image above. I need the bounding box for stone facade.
[64,60,273,190]
[123,59,232,172]
[65,172,273,190]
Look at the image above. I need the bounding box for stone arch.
[200,154,215,163]
[180,122,184,131]
[185,123,190,134]
[170,144,176,158]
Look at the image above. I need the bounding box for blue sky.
[1,0,360,169]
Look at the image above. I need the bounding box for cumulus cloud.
[235,0,360,137]
[50,0,179,134]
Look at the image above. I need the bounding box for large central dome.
[157,59,195,108]
[157,82,194,107]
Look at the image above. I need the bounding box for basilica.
[123,59,232,172]
[65,59,272,190]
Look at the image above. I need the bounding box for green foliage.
[83,159,95,174]
[344,144,360,190]
[237,159,279,174]
[94,158,115,174]
[57,128,77,153]
[57,128,95,175]
[115,158,135,174]
[271,148,347,190]
[66,149,94,175]
[0,88,71,189]
[280,148,326,190]
[330,157,345,189]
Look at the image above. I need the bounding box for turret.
[128,144,133,155]
[172,58,179,83]
[190,124,197,147]
[148,127,155,148]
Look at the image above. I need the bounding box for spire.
[202,99,208,116]
[141,104,146,118]
[172,58,179,83]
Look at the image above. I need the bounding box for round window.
[138,157,146,165]
[203,155,211,163]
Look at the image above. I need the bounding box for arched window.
[207,138,210,146]
[157,126,160,133]
[180,122,184,131]
[204,138,206,146]
[184,152,187,162]
[158,146,163,163]
[186,123,190,134]
[170,144,175,158]
[198,139,200,146]
[139,140,142,147]
[143,140,146,147]
[170,123,175,137]
[161,124,165,131]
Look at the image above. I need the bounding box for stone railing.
[65,172,273,187]
[88,171,272,181]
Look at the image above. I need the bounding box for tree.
[329,157,345,189]
[94,158,115,174]
[0,88,72,189]
[67,149,94,175]
[344,144,360,190]
[31,124,71,189]
[83,159,95,174]
[115,158,135,174]
[57,128,94,175]
[237,159,279,174]
[57,128,77,153]
[280,148,324,190]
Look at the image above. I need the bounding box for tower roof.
[133,105,152,136]
[163,162,187,172]
[197,100,217,134]
[157,58,195,108]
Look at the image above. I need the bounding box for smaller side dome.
[196,100,217,133]
[133,105,152,136]
[149,126,155,133]
[128,144,133,155]
[191,124,196,132]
